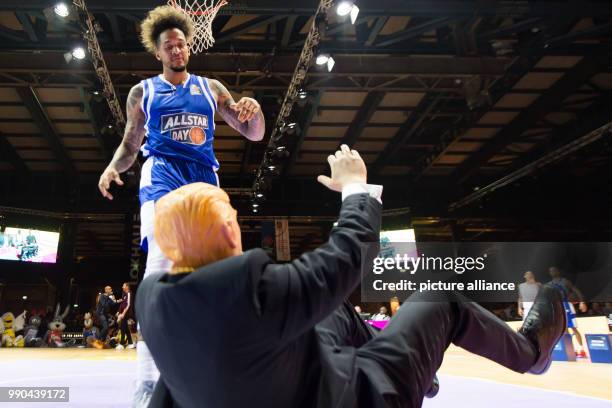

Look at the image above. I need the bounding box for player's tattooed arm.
[210,79,265,141]
[98,83,145,200]
[108,84,146,172]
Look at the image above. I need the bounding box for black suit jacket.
[136,193,382,408]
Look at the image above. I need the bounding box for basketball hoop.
[168,0,228,53]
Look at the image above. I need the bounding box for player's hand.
[230,97,260,123]
[579,302,588,313]
[317,145,367,192]
[98,166,124,200]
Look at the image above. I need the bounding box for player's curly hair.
[140,5,194,54]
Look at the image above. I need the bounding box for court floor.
[1,347,611,407]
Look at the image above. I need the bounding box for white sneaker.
[126,343,136,349]
[115,344,125,350]
[132,381,155,408]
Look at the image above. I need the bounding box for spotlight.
[326,57,335,72]
[54,2,70,18]
[22,295,28,300]
[336,1,359,24]
[336,1,353,16]
[316,53,330,66]
[252,203,260,208]
[280,123,301,135]
[267,165,276,171]
[72,46,86,60]
[256,192,264,199]
[271,145,289,158]
[253,208,259,213]
[298,90,308,99]
[316,53,335,72]
[92,90,100,95]
[73,304,79,308]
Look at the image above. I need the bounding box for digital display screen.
[0,227,60,263]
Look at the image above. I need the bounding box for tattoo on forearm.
[211,80,265,140]
[109,84,146,172]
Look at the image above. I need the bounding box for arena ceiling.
[0,0,611,260]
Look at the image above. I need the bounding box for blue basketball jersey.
[140,73,220,169]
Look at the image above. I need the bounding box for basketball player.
[548,266,588,358]
[96,6,265,406]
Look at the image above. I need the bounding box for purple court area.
[1,357,611,407]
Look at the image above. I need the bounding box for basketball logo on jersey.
[190,84,202,96]
[161,113,209,145]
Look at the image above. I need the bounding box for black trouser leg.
[120,317,132,345]
[357,291,537,408]
[98,314,108,340]
[316,301,377,348]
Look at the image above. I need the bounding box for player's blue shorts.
[139,155,219,275]
[563,301,577,329]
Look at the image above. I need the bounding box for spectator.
[371,306,390,321]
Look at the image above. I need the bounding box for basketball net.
[168,0,228,54]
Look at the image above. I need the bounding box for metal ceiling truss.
[251,0,334,200]
[72,0,125,130]
[448,121,612,211]
[1,1,612,56]
[4,1,612,18]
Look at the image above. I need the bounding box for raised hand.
[317,145,367,192]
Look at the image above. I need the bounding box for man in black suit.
[137,145,566,408]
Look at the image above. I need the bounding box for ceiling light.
[316,53,330,66]
[72,46,86,60]
[252,203,259,208]
[350,5,360,24]
[256,193,264,198]
[336,1,359,24]
[54,2,70,18]
[336,1,353,16]
[22,295,28,300]
[326,57,335,72]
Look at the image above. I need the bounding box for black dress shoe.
[518,283,566,374]
[425,374,439,398]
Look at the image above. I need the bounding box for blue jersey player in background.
[97,6,265,406]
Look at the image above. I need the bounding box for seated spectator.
[371,306,391,321]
